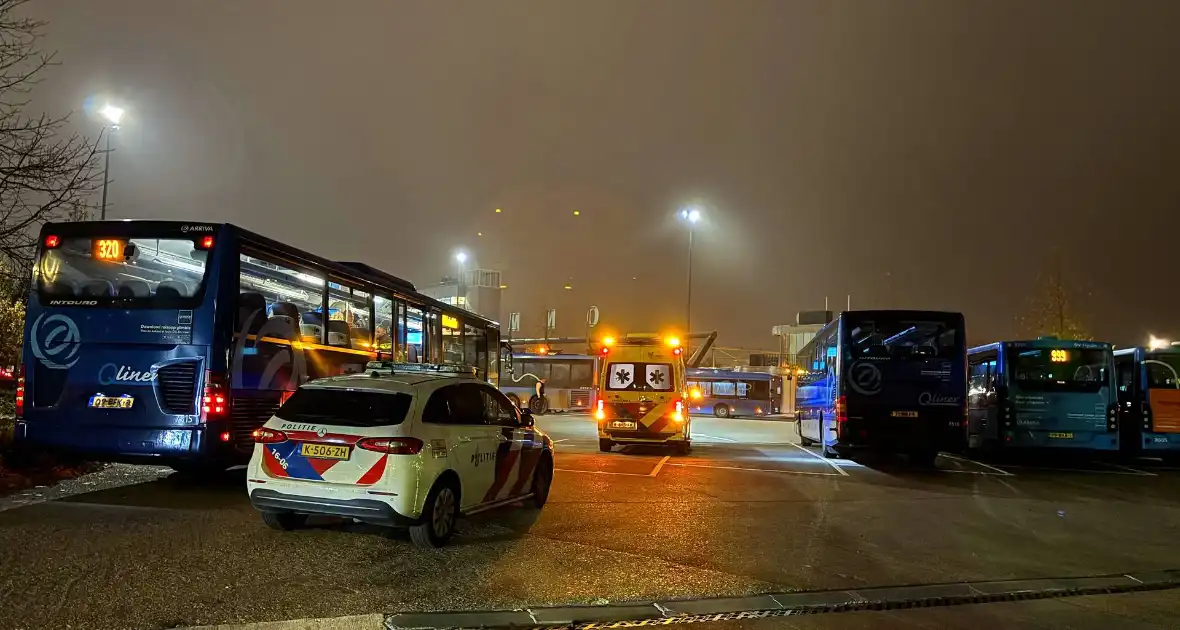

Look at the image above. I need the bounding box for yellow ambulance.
[595,333,691,454]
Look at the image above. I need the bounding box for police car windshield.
[606,362,675,391]
[276,388,413,427]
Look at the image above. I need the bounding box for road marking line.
[1002,464,1151,476]
[942,469,1014,477]
[788,442,849,476]
[552,439,570,444]
[1099,462,1157,476]
[649,455,671,477]
[664,462,842,477]
[554,468,650,477]
[940,453,1016,477]
[695,433,737,442]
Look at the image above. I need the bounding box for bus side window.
[549,362,571,389]
[736,381,749,399]
[1116,358,1134,398]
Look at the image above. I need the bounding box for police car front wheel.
[531,456,553,508]
[410,480,459,549]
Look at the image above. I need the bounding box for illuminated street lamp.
[454,251,468,310]
[98,103,125,220]
[679,207,702,348]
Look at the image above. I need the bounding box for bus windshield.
[845,316,958,361]
[37,235,210,307]
[606,362,675,391]
[1145,353,1180,389]
[1008,347,1109,390]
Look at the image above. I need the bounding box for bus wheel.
[713,404,731,418]
[598,439,613,452]
[798,425,815,447]
[822,443,840,459]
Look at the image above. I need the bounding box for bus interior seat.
[350,327,372,350]
[327,320,351,347]
[118,280,151,299]
[268,302,301,340]
[80,280,115,298]
[300,324,322,344]
[300,312,323,326]
[236,292,267,335]
[407,344,420,363]
[156,280,190,299]
[866,344,889,356]
[45,280,77,297]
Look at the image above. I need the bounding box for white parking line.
[939,453,1016,477]
[552,439,570,444]
[694,433,737,442]
[649,455,671,477]
[663,462,842,477]
[1002,464,1151,476]
[554,468,650,477]
[788,442,849,476]
[1099,462,1157,476]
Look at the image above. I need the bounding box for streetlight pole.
[97,104,124,220]
[455,251,468,311]
[680,207,701,352]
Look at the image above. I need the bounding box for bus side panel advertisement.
[1148,389,1180,433]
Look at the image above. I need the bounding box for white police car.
[246,364,554,548]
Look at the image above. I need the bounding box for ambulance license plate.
[300,443,351,460]
[609,421,637,430]
[89,395,134,409]
[1048,432,1074,439]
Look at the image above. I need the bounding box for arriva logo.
[30,313,81,369]
[98,363,158,385]
[918,392,960,406]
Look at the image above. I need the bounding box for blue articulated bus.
[966,338,1118,453]
[16,221,506,473]
[686,368,782,418]
[795,310,967,466]
[1114,345,1180,458]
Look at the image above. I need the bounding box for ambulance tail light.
[252,428,287,444]
[357,437,423,455]
[595,398,605,420]
[672,400,685,423]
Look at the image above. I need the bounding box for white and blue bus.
[967,338,1118,453]
[686,368,781,418]
[500,353,599,414]
[16,221,508,473]
[795,310,967,466]
[1114,345,1180,459]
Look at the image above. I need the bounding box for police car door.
[477,385,542,503]
[450,383,506,510]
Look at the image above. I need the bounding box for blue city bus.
[16,221,506,472]
[686,368,781,418]
[795,310,967,466]
[1114,345,1180,459]
[966,339,1118,453]
[500,353,599,414]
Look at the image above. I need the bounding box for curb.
[385,570,1180,629]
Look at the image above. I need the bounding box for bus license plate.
[1048,432,1074,439]
[609,421,637,430]
[891,411,918,418]
[89,395,134,409]
[300,443,351,460]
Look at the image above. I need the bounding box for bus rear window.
[606,362,675,391]
[1009,348,1110,387]
[1145,353,1180,390]
[37,236,209,306]
[846,318,959,360]
[276,388,413,427]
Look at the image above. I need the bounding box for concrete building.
[418,269,503,323]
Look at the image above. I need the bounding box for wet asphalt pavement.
[1,414,1179,629]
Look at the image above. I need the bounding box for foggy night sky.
[26,0,1180,348]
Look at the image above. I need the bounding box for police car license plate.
[300,443,351,460]
[891,410,918,418]
[609,421,637,430]
[89,395,133,409]
[1048,432,1074,439]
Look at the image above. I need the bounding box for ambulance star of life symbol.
[30,312,81,369]
[848,361,883,396]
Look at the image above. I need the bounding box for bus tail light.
[198,235,215,249]
[357,437,423,454]
[1107,404,1118,432]
[201,370,229,421]
[835,396,847,438]
[672,400,685,422]
[595,398,605,420]
[44,234,61,249]
[252,428,287,444]
[14,365,24,418]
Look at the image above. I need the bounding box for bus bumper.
[1005,430,1119,451]
[1135,432,1180,451]
[14,420,243,463]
